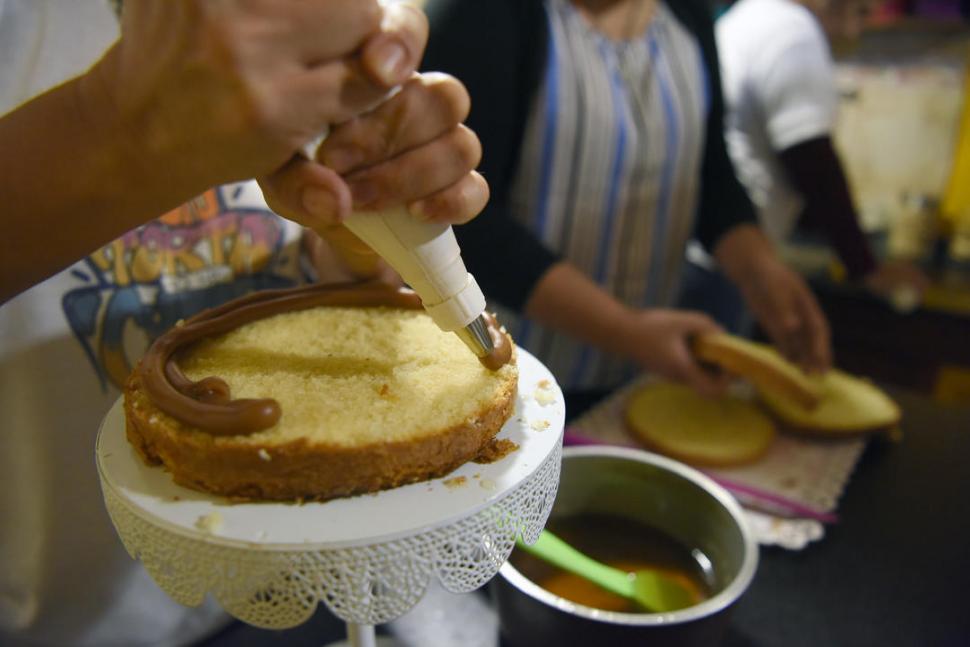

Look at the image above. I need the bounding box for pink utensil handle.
[562,428,838,524]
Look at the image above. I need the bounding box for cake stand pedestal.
[97,349,564,647]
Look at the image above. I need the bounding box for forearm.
[713,223,831,371]
[0,61,197,303]
[523,261,728,394]
[713,224,777,284]
[779,137,876,278]
[523,262,636,357]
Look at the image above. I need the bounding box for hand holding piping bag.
[259,3,494,357]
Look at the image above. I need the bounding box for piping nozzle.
[454,314,495,358]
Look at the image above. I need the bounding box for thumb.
[258,156,352,229]
[671,326,729,398]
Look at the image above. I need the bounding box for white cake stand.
[97,349,564,647]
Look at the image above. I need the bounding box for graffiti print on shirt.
[61,184,299,390]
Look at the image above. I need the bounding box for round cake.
[758,369,900,435]
[625,382,776,467]
[692,333,822,410]
[124,282,517,501]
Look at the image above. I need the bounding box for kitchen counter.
[721,389,970,647]
[198,389,969,647]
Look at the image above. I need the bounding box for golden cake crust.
[122,283,518,502]
[624,381,776,467]
[124,371,516,501]
[758,369,900,437]
[692,333,822,410]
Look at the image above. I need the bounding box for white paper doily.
[571,376,868,550]
[97,349,564,629]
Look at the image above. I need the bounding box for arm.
[671,1,831,370]
[0,1,444,304]
[763,28,927,299]
[0,72,165,304]
[715,224,831,372]
[779,134,876,279]
[527,263,728,394]
[780,133,929,302]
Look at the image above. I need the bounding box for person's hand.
[716,225,831,373]
[863,260,930,312]
[737,260,831,372]
[86,0,420,199]
[620,309,729,397]
[302,228,403,285]
[260,71,488,237]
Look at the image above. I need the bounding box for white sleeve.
[752,26,838,151]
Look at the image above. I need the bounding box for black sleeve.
[422,0,560,312]
[780,136,877,278]
[668,0,758,252]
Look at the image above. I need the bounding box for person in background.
[694,0,929,328]
[0,1,486,645]
[416,0,831,413]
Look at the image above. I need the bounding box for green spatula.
[516,529,698,613]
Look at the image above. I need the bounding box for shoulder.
[719,0,827,56]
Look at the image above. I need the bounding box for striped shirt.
[495,0,711,391]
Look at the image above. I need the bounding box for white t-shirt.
[716,0,838,243]
[0,2,306,645]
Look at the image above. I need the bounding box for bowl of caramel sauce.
[494,446,758,647]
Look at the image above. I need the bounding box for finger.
[284,0,383,64]
[681,311,724,336]
[316,224,386,278]
[673,344,729,398]
[408,171,489,225]
[285,4,428,128]
[359,2,429,87]
[678,311,723,358]
[344,124,482,210]
[290,58,393,128]
[794,287,832,373]
[319,73,470,175]
[258,156,352,229]
[763,295,803,368]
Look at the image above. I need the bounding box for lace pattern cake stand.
[97,349,564,647]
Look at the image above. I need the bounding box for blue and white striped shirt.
[496,0,711,390]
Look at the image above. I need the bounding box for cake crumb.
[148,415,159,425]
[473,438,519,464]
[530,419,551,432]
[534,381,556,406]
[175,318,185,328]
[479,478,497,491]
[378,383,390,397]
[194,512,224,534]
[257,449,272,462]
[443,476,467,489]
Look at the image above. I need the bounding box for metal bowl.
[494,446,758,647]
